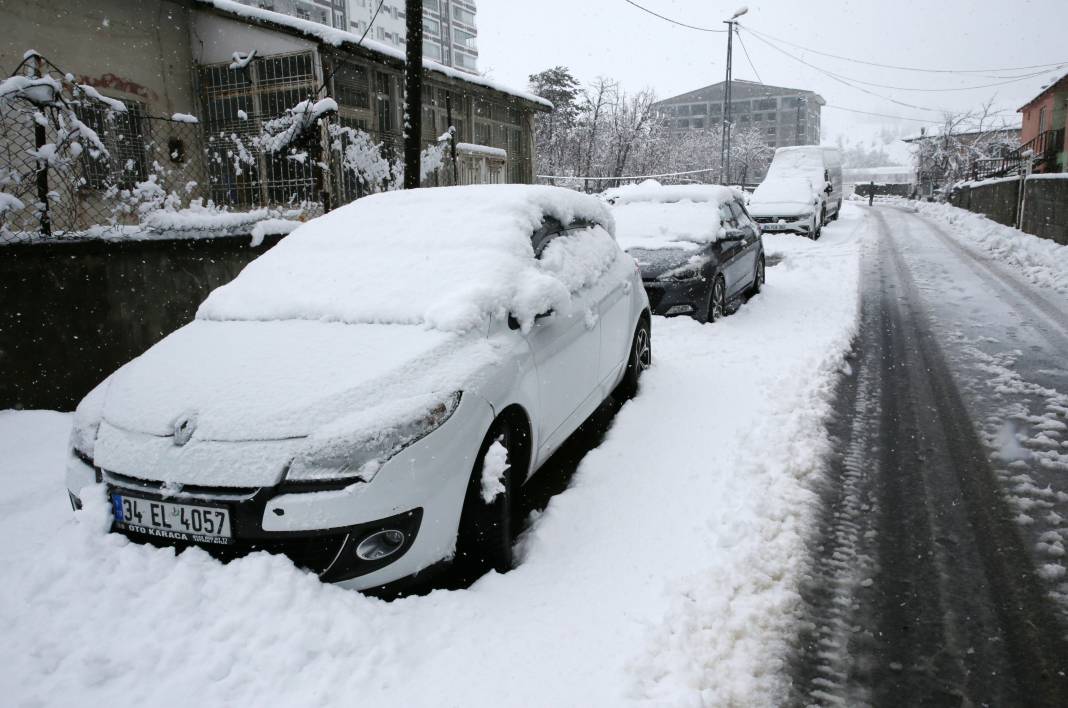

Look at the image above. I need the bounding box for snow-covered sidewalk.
[908,200,1068,296]
[0,207,866,707]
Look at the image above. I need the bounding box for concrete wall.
[0,0,196,117]
[0,235,283,411]
[948,178,1020,227]
[948,175,1068,245]
[1022,177,1068,246]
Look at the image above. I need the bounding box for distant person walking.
[868,181,875,206]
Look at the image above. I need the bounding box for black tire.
[830,200,841,221]
[747,256,765,297]
[704,275,727,322]
[455,421,519,575]
[615,314,651,400]
[812,210,824,240]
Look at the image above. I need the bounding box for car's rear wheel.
[455,420,520,575]
[615,314,651,400]
[748,256,765,296]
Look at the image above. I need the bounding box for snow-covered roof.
[196,0,552,110]
[1017,69,1068,111]
[198,185,617,332]
[606,180,737,252]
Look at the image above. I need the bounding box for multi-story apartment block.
[347,0,479,74]
[236,1,478,74]
[238,0,349,30]
[656,80,824,149]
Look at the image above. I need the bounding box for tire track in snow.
[791,206,1068,707]
[888,206,1068,622]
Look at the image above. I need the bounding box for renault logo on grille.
[173,414,197,447]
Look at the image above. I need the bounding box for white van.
[749,146,843,239]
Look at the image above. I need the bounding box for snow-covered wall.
[191,11,318,66]
[948,174,1068,245]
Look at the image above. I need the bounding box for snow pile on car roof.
[604,179,738,206]
[606,180,739,251]
[197,185,617,332]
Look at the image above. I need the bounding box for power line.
[738,29,1059,93]
[735,27,763,84]
[740,23,1068,76]
[823,104,942,124]
[621,0,726,32]
[741,29,951,113]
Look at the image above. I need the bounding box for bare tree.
[729,127,774,185]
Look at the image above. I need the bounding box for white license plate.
[761,223,787,230]
[111,493,233,544]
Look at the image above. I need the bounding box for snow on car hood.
[749,178,817,217]
[197,185,618,333]
[629,247,704,279]
[98,319,498,443]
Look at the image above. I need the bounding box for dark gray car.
[625,195,765,323]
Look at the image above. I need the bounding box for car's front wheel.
[455,420,520,575]
[705,275,727,322]
[615,314,651,400]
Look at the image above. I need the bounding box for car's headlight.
[284,392,462,485]
[659,263,705,281]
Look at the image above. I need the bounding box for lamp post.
[720,7,747,185]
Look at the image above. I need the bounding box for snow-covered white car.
[65,185,651,592]
[747,176,825,239]
[606,180,764,323]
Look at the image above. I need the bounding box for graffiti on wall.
[76,73,159,104]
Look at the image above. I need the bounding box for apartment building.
[237,0,349,29]
[656,79,824,149]
[234,1,478,73]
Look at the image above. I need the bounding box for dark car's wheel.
[455,420,521,575]
[812,209,824,240]
[615,314,651,400]
[748,256,765,296]
[705,275,727,322]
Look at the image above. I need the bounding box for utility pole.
[720,7,747,185]
[403,0,423,189]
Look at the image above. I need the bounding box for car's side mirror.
[722,229,746,241]
[507,310,554,331]
[824,184,833,194]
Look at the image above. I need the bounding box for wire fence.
[0,56,326,244]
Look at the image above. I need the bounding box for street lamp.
[720,7,748,184]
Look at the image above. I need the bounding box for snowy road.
[0,211,864,707]
[792,204,1068,706]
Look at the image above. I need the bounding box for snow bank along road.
[791,204,1068,707]
[0,210,864,707]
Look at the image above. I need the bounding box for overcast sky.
[477,0,1068,146]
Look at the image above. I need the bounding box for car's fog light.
[666,304,695,315]
[355,529,405,561]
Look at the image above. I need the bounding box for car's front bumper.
[65,392,495,592]
[753,214,814,234]
[641,277,709,318]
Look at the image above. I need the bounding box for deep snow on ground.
[0,208,865,707]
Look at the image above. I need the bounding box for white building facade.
[348,0,478,73]
[255,0,476,74]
